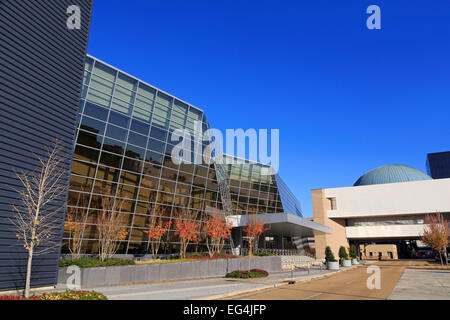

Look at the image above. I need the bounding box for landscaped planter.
[327,261,339,270]
[341,260,352,267]
[351,259,359,265]
[57,256,282,288]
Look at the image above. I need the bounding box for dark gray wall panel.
[0,0,93,291]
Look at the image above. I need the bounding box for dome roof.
[353,165,432,186]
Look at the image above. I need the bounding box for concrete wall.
[57,256,282,288]
[359,244,398,260]
[346,224,426,239]
[312,189,348,259]
[325,178,450,218]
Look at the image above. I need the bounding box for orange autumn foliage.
[203,210,233,257]
[420,212,449,266]
[244,215,270,256]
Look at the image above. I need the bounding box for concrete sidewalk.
[388,267,450,300]
[78,267,339,300]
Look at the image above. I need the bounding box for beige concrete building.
[312,165,450,260]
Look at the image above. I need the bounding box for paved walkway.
[81,267,333,300]
[228,261,408,300]
[388,267,450,300]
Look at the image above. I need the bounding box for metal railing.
[239,247,316,257]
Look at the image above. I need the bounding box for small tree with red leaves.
[144,206,171,259]
[203,209,233,257]
[420,212,449,266]
[174,209,201,259]
[244,215,270,257]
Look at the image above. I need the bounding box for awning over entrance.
[226,212,332,238]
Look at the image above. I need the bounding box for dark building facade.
[427,151,450,179]
[0,1,92,291]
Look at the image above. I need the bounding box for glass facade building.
[426,151,450,179]
[223,155,302,217]
[63,55,305,256]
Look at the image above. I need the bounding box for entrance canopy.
[226,212,332,238]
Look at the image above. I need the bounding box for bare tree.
[10,141,68,298]
[96,191,129,262]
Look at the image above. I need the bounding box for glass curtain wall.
[222,155,285,216]
[64,56,223,255]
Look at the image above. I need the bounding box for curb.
[198,264,364,300]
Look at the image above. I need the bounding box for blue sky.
[87,1,450,217]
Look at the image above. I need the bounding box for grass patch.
[135,258,193,265]
[225,269,269,279]
[0,290,107,300]
[59,257,135,268]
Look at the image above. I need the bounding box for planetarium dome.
[353,165,432,186]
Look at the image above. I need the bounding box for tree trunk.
[24,246,33,298]
[439,251,443,266]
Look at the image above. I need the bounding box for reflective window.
[84,102,108,121]
[130,119,150,136]
[80,116,106,136]
[150,126,167,142]
[142,162,161,178]
[108,111,130,129]
[93,61,116,81]
[85,57,94,71]
[102,137,125,155]
[74,145,99,163]
[105,124,128,141]
[147,138,166,154]
[122,157,143,173]
[71,160,96,178]
[125,144,145,160]
[77,130,102,149]
[100,151,122,168]
[127,131,147,148]
[117,73,137,91]
[145,150,164,165]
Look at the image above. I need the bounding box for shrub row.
[59,257,135,268]
[0,290,107,300]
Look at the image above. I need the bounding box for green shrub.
[225,269,268,278]
[325,246,336,262]
[254,252,275,256]
[338,246,349,261]
[59,257,135,268]
[349,245,358,259]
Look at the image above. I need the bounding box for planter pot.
[341,260,352,267]
[351,259,359,265]
[327,261,339,270]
